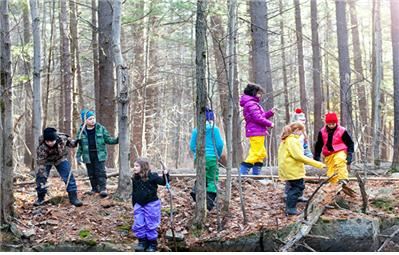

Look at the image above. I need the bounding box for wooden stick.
[237,165,248,225]
[377,227,399,252]
[160,161,177,252]
[355,172,368,213]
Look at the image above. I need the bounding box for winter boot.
[99,190,108,198]
[239,162,253,175]
[145,239,157,252]
[68,191,83,207]
[135,238,148,252]
[297,196,309,203]
[33,193,46,206]
[206,192,217,211]
[252,162,263,175]
[286,207,300,216]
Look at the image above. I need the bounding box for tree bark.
[279,0,290,124]
[249,0,275,165]
[349,0,368,140]
[69,0,83,134]
[98,0,116,167]
[391,0,399,172]
[335,0,352,133]
[59,0,72,135]
[311,0,323,143]
[371,0,382,166]
[1,0,14,224]
[112,0,131,200]
[92,0,99,113]
[131,0,145,159]
[223,0,237,214]
[294,0,308,118]
[30,0,42,169]
[193,0,208,230]
[22,2,33,168]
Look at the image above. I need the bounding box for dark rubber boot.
[68,191,83,207]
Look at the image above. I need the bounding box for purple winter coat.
[240,94,274,137]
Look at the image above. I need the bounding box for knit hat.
[325,112,338,124]
[292,108,306,123]
[43,127,58,141]
[205,107,214,121]
[80,109,95,122]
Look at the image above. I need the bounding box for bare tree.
[59,0,72,135]
[223,0,237,214]
[69,0,83,132]
[193,0,208,229]
[371,0,382,166]
[1,0,14,224]
[335,0,352,132]
[112,0,131,200]
[311,0,323,142]
[392,0,399,172]
[92,0,99,112]
[131,0,145,159]
[98,0,116,167]
[22,2,34,168]
[249,0,275,164]
[294,0,308,118]
[279,0,290,124]
[30,0,42,167]
[349,0,368,135]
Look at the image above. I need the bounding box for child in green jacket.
[76,110,118,197]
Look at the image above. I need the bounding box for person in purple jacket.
[239,83,277,175]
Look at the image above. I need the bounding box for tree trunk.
[193,0,208,230]
[349,0,368,143]
[131,0,145,159]
[294,0,308,118]
[335,0,352,132]
[371,0,382,166]
[209,15,228,134]
[391,0,399,172]
[98,0,116,167]
[112,0,131,200]
[279,0,290,124]
[30,0,42,169]
[1,0,14,224]
[311,0,323,143]
[69,0,83,134]
[22,2,33,168]
[143,14,159,159]
[232,12,243,167]
[92,0,99,112]
[59,0,72,135]
[249,0,275,165]
[222,0,237,214]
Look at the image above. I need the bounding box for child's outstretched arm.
[151,171,170,186]
[287,138,325,169]
[103,127,118,144]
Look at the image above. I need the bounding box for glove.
[346,154,352,165]
[314,156,321,162]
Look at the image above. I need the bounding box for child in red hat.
[314,112,354,184]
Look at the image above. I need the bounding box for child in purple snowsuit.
[131,158,169,252]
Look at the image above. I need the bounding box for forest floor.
[7,166,399,251]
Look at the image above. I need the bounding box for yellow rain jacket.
[278,134,325,180]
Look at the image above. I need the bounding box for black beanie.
[43,127,58,141]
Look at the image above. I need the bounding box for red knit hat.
[325,112,338,124]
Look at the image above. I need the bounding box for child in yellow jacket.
[278,122,326,216]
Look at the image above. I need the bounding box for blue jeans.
[36,160,77,194]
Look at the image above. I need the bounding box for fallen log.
[14,172,399,186]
